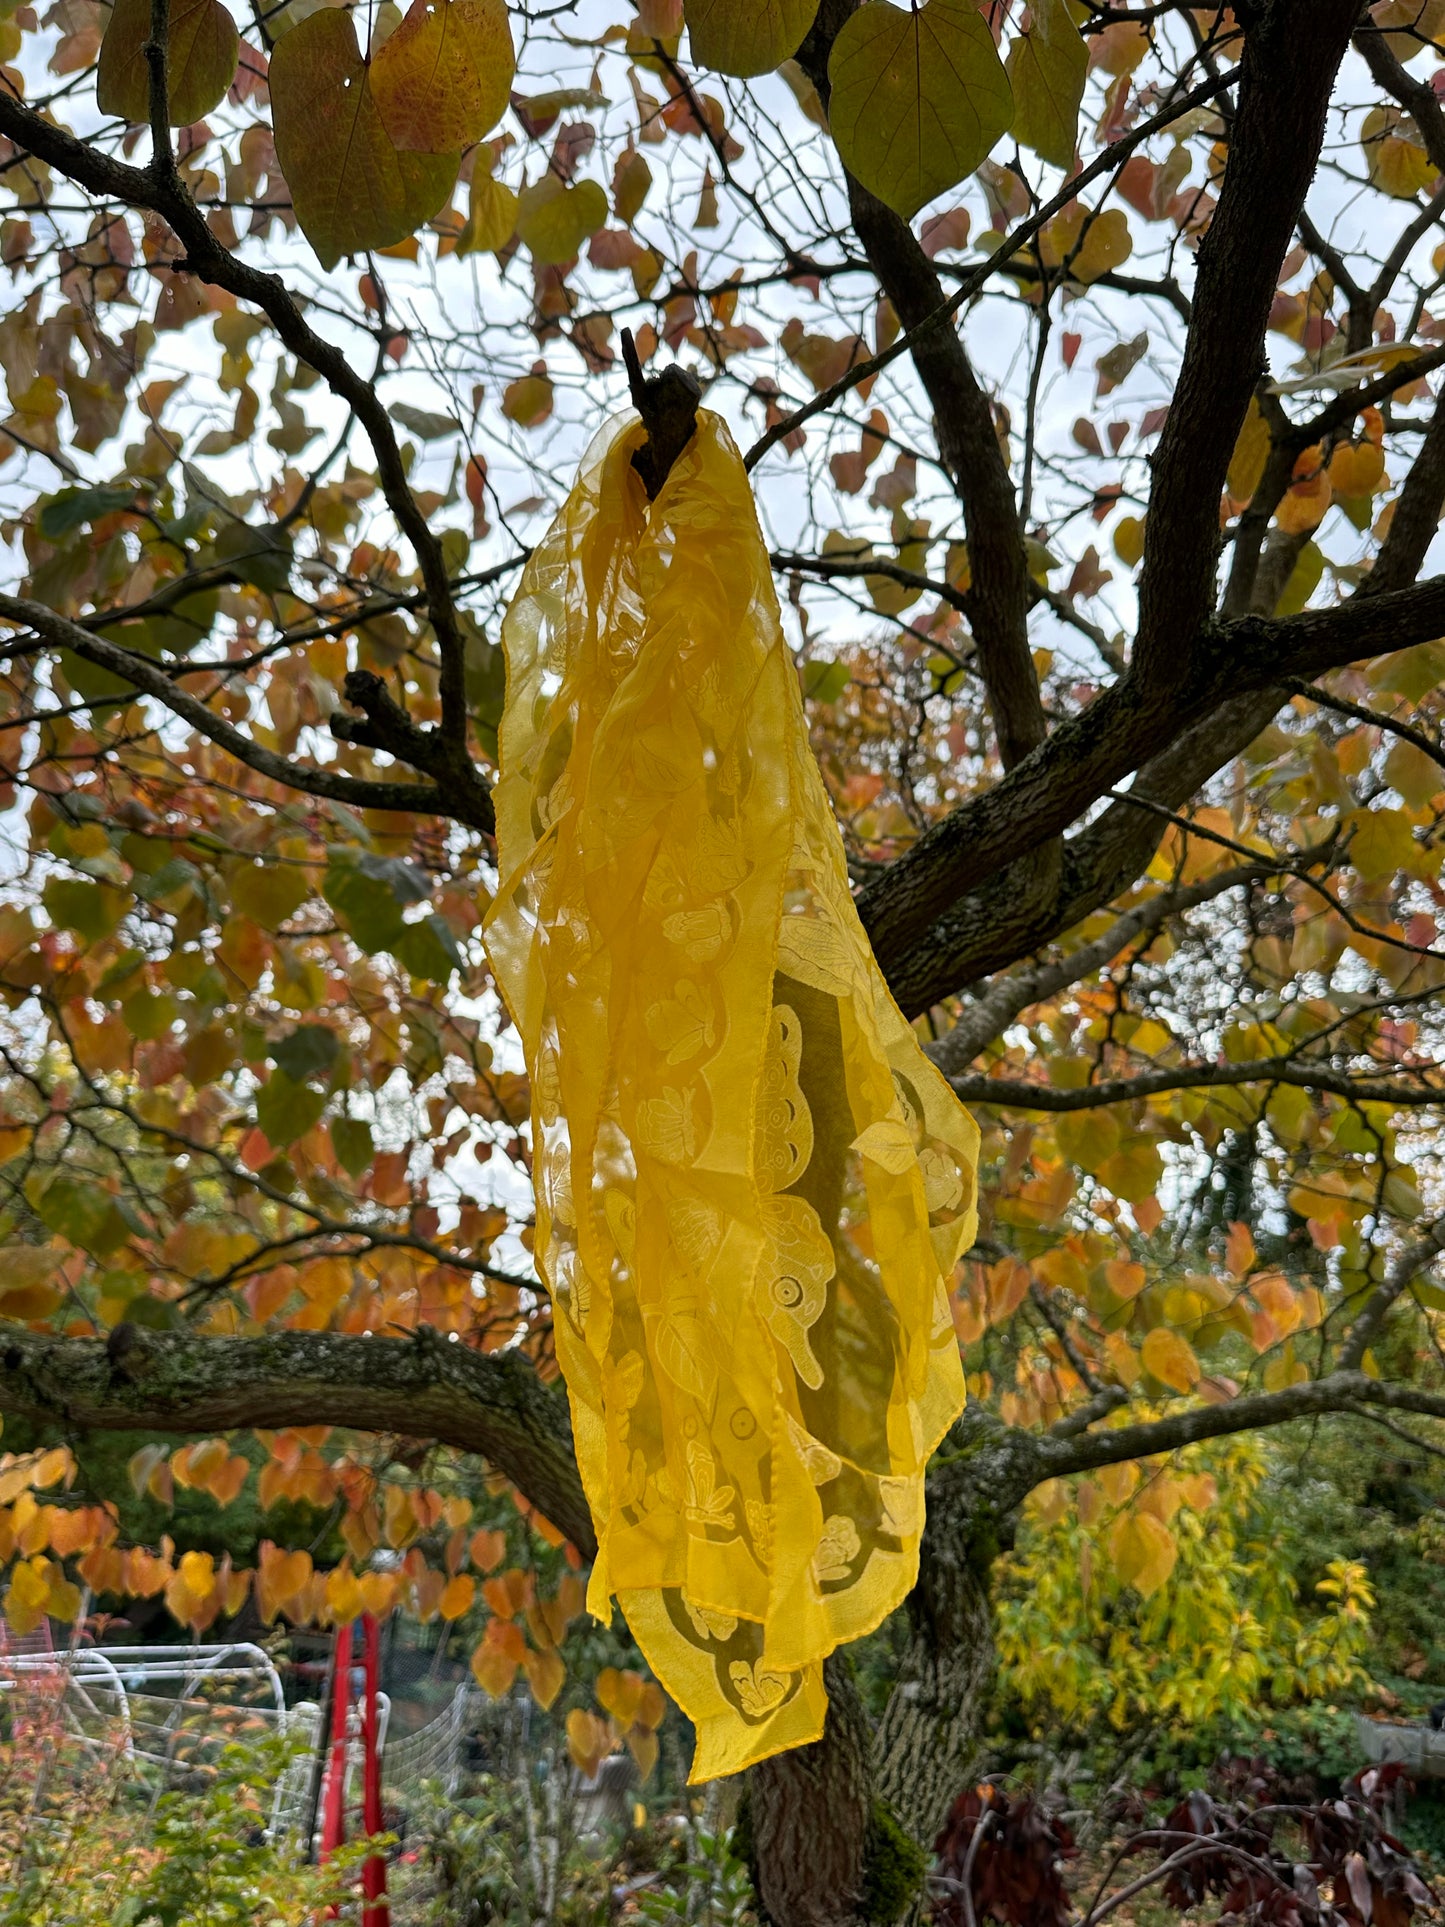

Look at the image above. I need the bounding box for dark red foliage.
[932,1785,1077,1927]
[931,1761,1435,1927]
[1154,1767,1432,1927]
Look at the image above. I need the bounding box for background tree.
[8,0,1445,1919]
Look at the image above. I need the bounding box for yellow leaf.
[326,1564,363,1624]
[1108,1509,1177,1597]
[1328,440,1385,499]
[685,0,819,76]
[97,0,238,126]
[828,0,1014,221]
[5,1556,51,1638]
[566,1707,613,1777]
[371,0,514,153]
[515,175,608,266]
[522,1644,566,1709]
[1140,1327,1200,1394]
[270,9,459,272]
[627,1724,660,1782]
[1072,208,1132,284]
[458,167,519,256]
[1227,397,1270,501]
[1112,515,1144,566]
[1097,1460,1138,1506]
[471,1632,519,1698]
[358,1570,399,1618]
[1362,105,1439,198]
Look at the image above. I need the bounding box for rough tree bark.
[0,0,1426,1920]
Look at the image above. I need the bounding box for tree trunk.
[742,1414,1036,1925]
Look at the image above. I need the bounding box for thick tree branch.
[862,573,1445,997]
[842,173,1039,773]
[0,1326,593,1556]
[1036,1370,1445,1481]
[947,1060,1445,1110]
[1133,0,1359,692]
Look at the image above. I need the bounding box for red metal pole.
[361,1611,390,1927]
[319,1620,353,1879]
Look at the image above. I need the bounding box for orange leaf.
[565,1707,613,1778]
[597,1665,646,1726]
[440,1572,476,1620]
[370,0,514,154]
[1140,1327,1200,1394]
[522,1644,566,1709]
[1224,1220,1255,1279]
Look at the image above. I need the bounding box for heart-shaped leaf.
[828,0,1013,221]
[684,0,818,77]
[515,174,608,265]
[270,7,459,270]
[371,0,515,153]
[97,0,239,126]
[1007,0,1086,170]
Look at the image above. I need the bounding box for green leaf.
[94,588,221,663]
[270,7,460,271]
[256,1071,327,1148]
[96,0,239,126]
[1007,0,1086,169]
[39,486,136,540]
[42,876,130,941]
[393,912,462,984]
[331,1114,375,1178]
[801,658,851,704]
[323,850,431,945]
[515,175,608,266]
[213,518,293,595]
[390,402,461,441]
[828,0,1013,221]
[466,633,507,758]
[118,1292,185,1331]
[685,0,819,77]
[35,1174,131,1258]
[1347,806,1418,882]
[229,861,310,932]
[370,0,515,153]
[273,1024,341,1084]
[1274,538,1323,618]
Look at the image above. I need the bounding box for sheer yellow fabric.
[485,411,979,1781]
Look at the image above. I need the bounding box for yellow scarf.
[486,411,978,1780]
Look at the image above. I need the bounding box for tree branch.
[947,1060,1445,1111]
[1133,0,1359,693]
[0,1326,593,1556]
[0,90,478,788]
[0,594,489,828]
